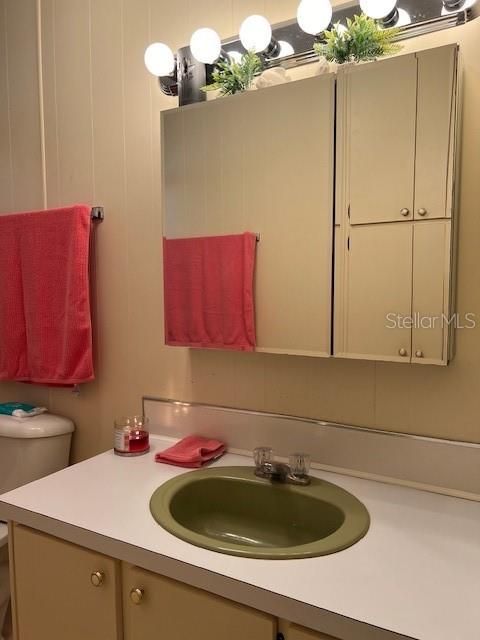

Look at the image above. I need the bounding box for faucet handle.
[253,446,273,470]
[289,452,311,478]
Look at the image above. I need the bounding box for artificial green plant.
[202,51,262,96]
[314,14,401,65]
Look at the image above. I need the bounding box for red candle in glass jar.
[114,416,150,456]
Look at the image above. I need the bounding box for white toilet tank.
[0,413,74,495]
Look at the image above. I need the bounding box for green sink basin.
[150,466,370,559]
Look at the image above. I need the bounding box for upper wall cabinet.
[335,44,459,366]
[162,75,335,357]
[339,45,458,225]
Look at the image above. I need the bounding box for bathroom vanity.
[10,522,359,640]
[1,432,479,640]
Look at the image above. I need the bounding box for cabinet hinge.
[348,204,351,219]
[347,236,350,251]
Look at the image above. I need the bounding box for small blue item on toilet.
[0,403,47,418]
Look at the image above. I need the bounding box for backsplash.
[144,397,480,500]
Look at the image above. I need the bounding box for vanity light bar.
[146,0,479,105]
[250,0,478,72]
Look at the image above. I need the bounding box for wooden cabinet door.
[285,622,339,639]
[344,55,417,225]
[122,563,276,640]
[414,45,457,220]
[337,223,413,362]
[12,525,122,640]
[339,46,458,227]
[412,220,452,365]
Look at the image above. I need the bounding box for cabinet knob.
[398,348,408,357]
[415,350,424,358]
[417,208,428,217]
[90,571,105,587]
[130,588,144,605]
[400,208,410,217]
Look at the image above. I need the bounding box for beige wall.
[1,0,480,462]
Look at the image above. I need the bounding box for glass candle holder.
[114,416,150,456]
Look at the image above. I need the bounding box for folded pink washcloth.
[155,435,226,468]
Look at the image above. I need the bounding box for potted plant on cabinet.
[202,51,262,96]
[314,14,401,66]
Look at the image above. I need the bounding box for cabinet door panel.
[287,622,339,640]
[333,226,345,356]
[122,563,276,640]
[346,55,417,225]
[253,76,334,356]
[412,220,451,365]
[340,223,413,361]
[12,525,121,640]
[414,45,457,220]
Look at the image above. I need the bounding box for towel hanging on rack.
[0,204,95,385]
[163,232,257,351]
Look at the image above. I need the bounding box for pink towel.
[0,205,94,385]
[155,435,226,468]
[163,233,256,351]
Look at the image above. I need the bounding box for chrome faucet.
[253,447,311,486]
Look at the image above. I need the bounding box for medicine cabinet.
[162,44,459,365]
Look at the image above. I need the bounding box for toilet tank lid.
[0,413,75,439]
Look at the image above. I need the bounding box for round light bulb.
[359,0,398,20]
[144,42,175,76]
[239,15,272,53]
[278,40,295,57]
[297,0,333,35]
[190,28,221,64]
[334,22,347,35]
[228,51,243,63]
[396,8,411,26]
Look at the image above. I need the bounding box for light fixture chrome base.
[443,0,466,8]
[158,74,178,97]
[381,8,400,26]
[264,38,281,59]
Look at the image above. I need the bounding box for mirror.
[162,75,335,357]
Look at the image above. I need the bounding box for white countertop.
[0,435,479,640]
